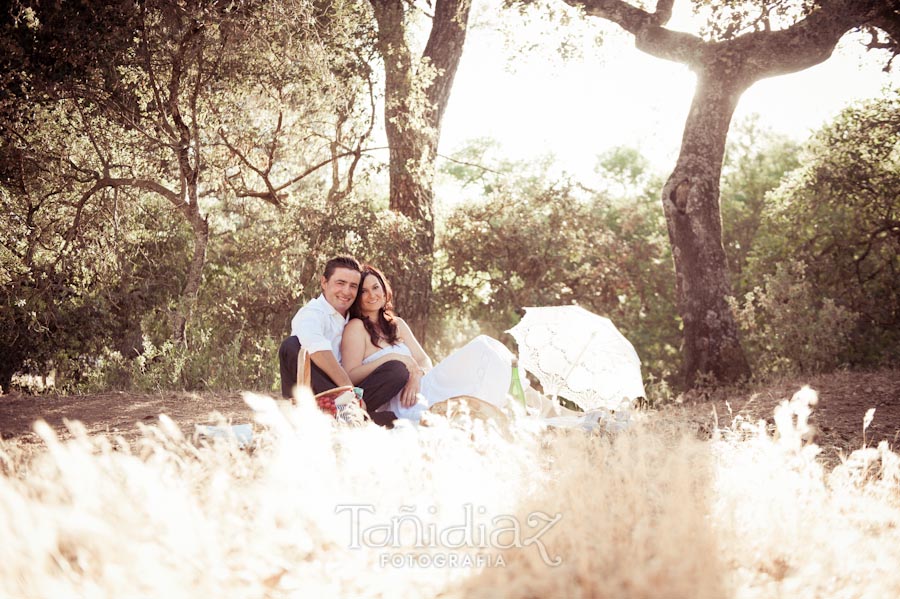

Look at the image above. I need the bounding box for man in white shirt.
[278,256,408,426]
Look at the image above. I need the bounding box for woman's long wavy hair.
[349,265,400,347]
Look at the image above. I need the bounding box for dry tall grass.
[1,388,898,598]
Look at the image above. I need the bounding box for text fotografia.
[379,552,507,569]
[335,503,563,567]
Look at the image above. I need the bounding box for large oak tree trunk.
[661,72,751,386]
[370,0,472,343]
[377,10,437,339]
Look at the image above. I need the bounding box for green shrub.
[728,260,858,375]
[745,91,900,368]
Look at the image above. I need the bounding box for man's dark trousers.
[278,336,408,425]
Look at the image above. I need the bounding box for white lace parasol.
[507,305,645,411]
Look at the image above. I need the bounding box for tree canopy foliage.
[738,91,900,371]
[0,0,385,389]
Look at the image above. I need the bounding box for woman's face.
[359,272,387,316]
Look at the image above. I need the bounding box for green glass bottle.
[509,358,526,408]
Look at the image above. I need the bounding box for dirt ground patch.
[1,369,898,467]
[0,390,256,461]
[673,369,900,465]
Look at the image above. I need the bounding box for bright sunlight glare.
[438,1,900,184]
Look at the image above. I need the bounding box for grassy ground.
[0,369,898,597]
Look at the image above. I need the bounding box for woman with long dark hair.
[341,265,433,412]
[341,264,516,423]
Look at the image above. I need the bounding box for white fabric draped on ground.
[362,335,514,422]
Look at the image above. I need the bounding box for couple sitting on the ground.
[278,255,513,427]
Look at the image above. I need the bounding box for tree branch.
[139,4,178,143]
[731,2,864,81]
[224,145,389,200]
[94,177,182,207]
[653,0,674,27]
[436,152,503,175]
[870,13,900,51]
[61,176,181,255]
[273,147,385,192]
[422,0,475,129]
[217,128,283,206]
[561,0,704,65]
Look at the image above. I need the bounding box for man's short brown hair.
[323,256,361,281]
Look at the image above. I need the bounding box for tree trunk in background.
[559,0,896,387]
[370,0,473,342]
[172,208,208,344]
[661,72,751,386]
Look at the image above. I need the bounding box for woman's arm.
[396,318,433,373]
[340,319,418,384]
[393,318,431,408]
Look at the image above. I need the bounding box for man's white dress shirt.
[291,294,349,363]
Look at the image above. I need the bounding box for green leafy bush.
[728,260,858,375]
[745,91,900,367]
[80,332,280,393]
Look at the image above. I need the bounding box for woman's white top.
[361,335,513,422]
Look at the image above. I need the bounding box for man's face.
[321,267,361,316]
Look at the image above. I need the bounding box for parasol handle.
[561,330,598,383]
